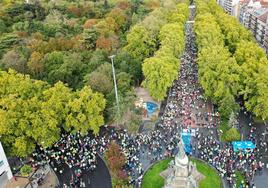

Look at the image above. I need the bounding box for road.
[55,154,111,188]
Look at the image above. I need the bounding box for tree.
[96,36,112,52]
[42,82,72,127]
[214,12,253,53]
[163,0,177,9]
[104,0,109,9]
[0,19,7,34]
[105,141,126,176]
[83,19,98,29]
[144,0,160,10]
[195,13,224,49]
[107,8,127,32]
[67,5,82,17]
[159,23,185,57]
[84,62,114,95]
[0,70,55,157]
[115,52,142,85]
[117,72,132,94]
[104,141,128,187]
[176,3,189,18]
[234,41,265,66]
[168,12,186,24]
[197,45,240,118]
[43,52,85,88]
[0,70,105,157]
[234,41,267,116]
[224,128,241,142]
[141,8,168,35]
[66,86,106,135]
[85,49,108,74]
[27,51,44,77]
[106,89,136,124]
[195,0,268,120]
[20,165,32,177]
[85,71,113,95]
[95,18,116,36]
[12,21,30,32]
[142,55,178,101]
[42,10,64,37]
[0,33,20,57]
[81,28,98,50]
[218,90,239,118]
[141,5,187,101]
[1,49,28,73]
[123,25,156,62]
[245,62,268,120]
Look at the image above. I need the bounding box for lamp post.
[109,55,120,115]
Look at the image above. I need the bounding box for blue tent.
[181,132,192,154]
[232,141,255,152]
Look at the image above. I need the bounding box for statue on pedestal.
[160,137,204,188]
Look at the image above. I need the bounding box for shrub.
[20,164,32,177]
[224,128,241,142]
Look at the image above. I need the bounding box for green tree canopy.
[0,70,105,157]
[123,25,156,62]
[142,55,178,101]
[66,86,106,135]
[197,45,240,117]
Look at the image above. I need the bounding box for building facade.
[219,0,240,17]
[0,142,13,188]
[219,0,268,53]
[263,19,268,49]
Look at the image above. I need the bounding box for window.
[0,160,4,167]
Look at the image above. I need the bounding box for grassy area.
[142,158,221,188]
[141,158,172,188]
[190,158,221,188]
[235,171,245,188]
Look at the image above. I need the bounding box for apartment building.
[239,0,261,25]
[219,0,268,53]
[239,6,268,51]
[253,9,268,43]
[218,0,240,17]
[263,21,268,50]
[0,142,13,188]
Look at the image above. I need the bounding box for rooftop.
[258,11,268,22]
[251,7,268,17]
[239,0,268,7]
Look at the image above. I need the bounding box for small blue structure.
[232,141,256,152]
[181,132,192,154]
[146,102,158,117]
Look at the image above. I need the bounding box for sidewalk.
[5,177,29,188]
[5,165,59,188]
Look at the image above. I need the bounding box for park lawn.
[141,158,172,188]
[190,158,221,188]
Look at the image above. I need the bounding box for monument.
[160,139,204,188]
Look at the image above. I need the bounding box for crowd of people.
[29,5,267,188]
[193,127,264,188]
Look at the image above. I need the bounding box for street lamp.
[109,55,120,115]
